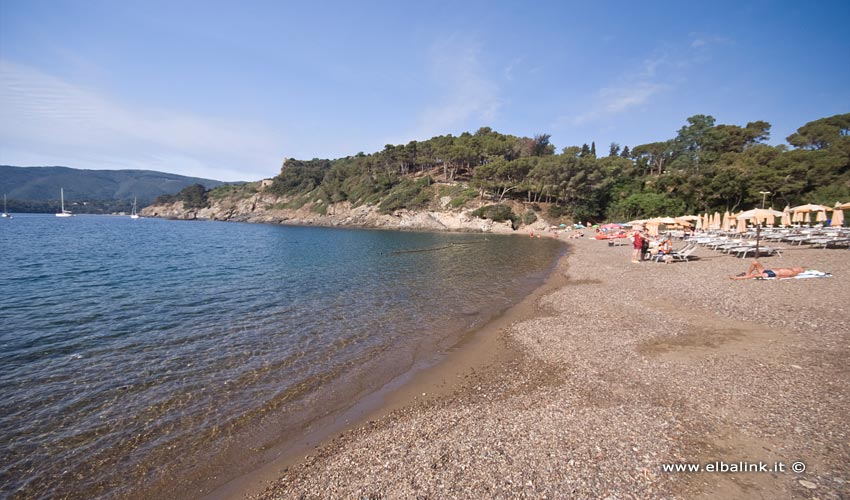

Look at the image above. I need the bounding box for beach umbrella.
[737,208,783,222]
[792,203,831,212]
[816,210,828,223]
[729,214,738,233]
[643,220,659,236]
[762,207,778,226]
[652,217,678,225]
[737,208,784,258]
[781,205,792,226]
[838,201,850,210]
[831,202,844,227]
[792,203,831,225]
[722,211,732,231]
[736,215,747,234]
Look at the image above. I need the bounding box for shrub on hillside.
[450,188,479,208]
[521,210,537,225]
[153,183,208,209]
[378,177,433,214]
[547,204,568,219]
[472,204,517,227]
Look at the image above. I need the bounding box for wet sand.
[247,236,850,499]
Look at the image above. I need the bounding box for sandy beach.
[248,235,849,499]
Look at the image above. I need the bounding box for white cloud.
[411,36,502,139]
[567,56,672,126]
[503,57,523,81]
[0,61,281,181]
[689,33,733,49]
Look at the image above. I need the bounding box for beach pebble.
[799,479,817,489]
[252,240,850,500]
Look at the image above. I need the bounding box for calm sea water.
[0,215,563,498]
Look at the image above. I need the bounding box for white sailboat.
[1,194,9,218]
[130,197,140,219]
[56,188,73,217]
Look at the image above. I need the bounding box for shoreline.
[252,236,849,499]
[206,235,572,499]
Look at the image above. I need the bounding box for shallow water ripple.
[0,215,562,498]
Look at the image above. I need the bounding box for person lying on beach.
[730,260,806,280]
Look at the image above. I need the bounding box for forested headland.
[162,113,849,225]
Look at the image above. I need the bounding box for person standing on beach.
[631,230,644,263]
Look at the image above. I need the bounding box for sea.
[0,214,564,498]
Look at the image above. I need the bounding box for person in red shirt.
[631,230,644,263]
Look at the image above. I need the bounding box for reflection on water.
[0,215,563,498]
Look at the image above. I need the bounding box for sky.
[1,1,849,182]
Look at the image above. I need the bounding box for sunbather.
[658,238,673,264]
[730,260,805,280]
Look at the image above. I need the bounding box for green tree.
[632,141,673,175]
[787,113,850,150]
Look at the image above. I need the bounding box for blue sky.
[1,0,848,182]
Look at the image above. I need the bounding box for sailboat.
[56,188,73,217]
[2,194,10,218]
[130,197,140,219]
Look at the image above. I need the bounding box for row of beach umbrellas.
[625,202,849,236]
[625,202,847,257]
[638,203,847,230]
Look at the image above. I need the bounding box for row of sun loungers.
[682,227,850,258]
[689,237,784,258]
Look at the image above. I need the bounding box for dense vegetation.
[0,166,226,203]
[0,166,228,214]
[158,113,850,224]
[153,183,209,209]
[1,198,145,215]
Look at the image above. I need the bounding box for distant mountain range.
[0,166,229,214]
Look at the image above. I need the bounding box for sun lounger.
[652,243,698,263]
[806,237,850,249]
[733,246,783,258]
[707,238,735,250]
[824,238,850,249]
[784,235,821,245]
[716,240,750,253]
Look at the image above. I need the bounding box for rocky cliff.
[139,183,541,234]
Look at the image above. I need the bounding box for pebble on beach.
[254,236,850,499]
